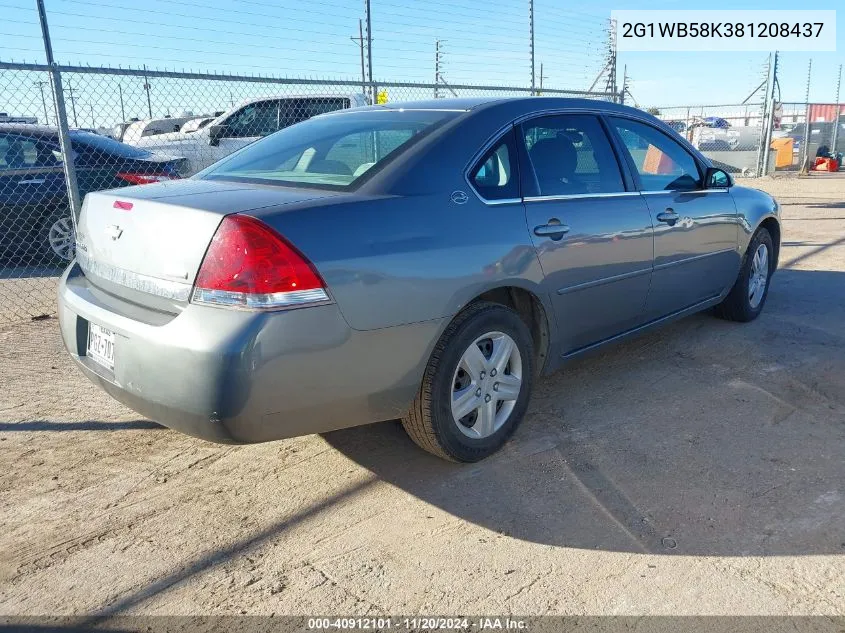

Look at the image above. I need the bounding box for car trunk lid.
[76,179,336,308]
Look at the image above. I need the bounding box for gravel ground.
[0,174,844,618]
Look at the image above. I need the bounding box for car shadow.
[805,202,845,209]
[0,420,162,432]
[324,269,845,556]
[0,264,67,279]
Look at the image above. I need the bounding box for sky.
[0,0,842,125]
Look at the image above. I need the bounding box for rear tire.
[46,216,76,262]
[402,301,534,462]
[715,227,774,322]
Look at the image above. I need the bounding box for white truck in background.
[131,94,368,175]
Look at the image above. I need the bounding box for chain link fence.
[0,61,617,324]
[776,102,845,172]
[655,101,845,178]
[2,56,842,325]
[653,104,769,177]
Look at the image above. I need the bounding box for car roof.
[370,97,503,111]
[0,123,108,137]
[346,96,641,117]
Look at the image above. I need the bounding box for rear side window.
[519,114,624,196]
[610,117,702,191]
[470,129,519,201]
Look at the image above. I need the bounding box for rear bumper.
[58,263,441,443]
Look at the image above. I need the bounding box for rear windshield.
[199,109,459,189]
[71,131,154,159]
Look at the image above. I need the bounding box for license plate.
[87,322,115,371]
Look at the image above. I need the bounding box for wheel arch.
[756,215,781,270]
[460,284,553,376]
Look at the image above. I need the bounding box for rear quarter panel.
[253,193,548,332]
[249,104,553,334]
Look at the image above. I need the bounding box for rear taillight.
[191,214,329,310]
[116,172,180,185]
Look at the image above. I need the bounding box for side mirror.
[705,167,732,189]
[208,124,227,147]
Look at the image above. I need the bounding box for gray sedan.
[58,97,781,462]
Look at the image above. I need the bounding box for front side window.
[610,117,702,191]
[470,130,519,201]
[519,114,624,196]
[201,110,457,189]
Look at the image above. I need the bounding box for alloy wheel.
[48,217,76,261]
[748,242,769,309]
[451,331,523,439]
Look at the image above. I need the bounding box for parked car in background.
[665,120,687,134]
[110,119,140,142]
[0,124,184,264]
[0,113,38,124]
[179,117,215,134]
[120,115,200,144]
[133,94,368,174]
[698,116,730,129]
[58,97,781,462]
[784,121,845,159]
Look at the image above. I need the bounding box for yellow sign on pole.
[377,90,388,104]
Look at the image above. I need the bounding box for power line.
[53,0,356,35]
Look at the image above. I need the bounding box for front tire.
[402,301,534,462]
[715,227,774,322]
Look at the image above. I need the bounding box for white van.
[134,94,368,175]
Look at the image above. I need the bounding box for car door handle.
[656,209,679,226]
[18,178,46,185]
[534,221,570,240]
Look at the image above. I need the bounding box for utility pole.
[350,19,367,95]
[538,63,544,96]
[66,79,78,127]
[143,64,153,119]
[89,103,95,129]
[605,19,617,96]
[587,20,618,98]
[117,83,125,123]
[434,39,442,99]
[759,53,776,177]
[34,80,50,125]
[832,64,842,156]
[365,0,374,102]
[799,58,813,175]
[529,0,535,94]
[620,64,627,105]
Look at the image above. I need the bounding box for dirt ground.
[0,174,844,618]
